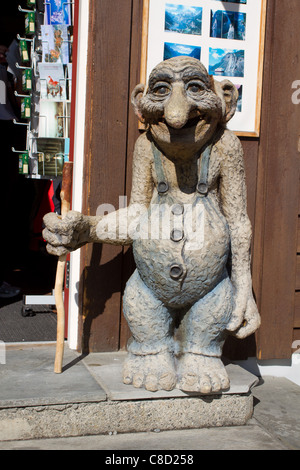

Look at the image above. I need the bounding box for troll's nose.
[164,84,190,129]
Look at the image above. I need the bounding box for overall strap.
[151,141,169,194]
[197,126,223,196]
[197,143,212,197]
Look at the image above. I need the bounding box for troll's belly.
[132,197,230,308]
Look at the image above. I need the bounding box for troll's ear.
[131,84,146,123]
[214,79,239,123]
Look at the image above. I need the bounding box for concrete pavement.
[0,420,288,450]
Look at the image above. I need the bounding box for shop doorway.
[0,0,75,343]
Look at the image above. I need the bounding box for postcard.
[165,4,202,36]
[235,84,243,112]
[209,47,244,78]
[38,62,66,100]
[164,42,201,61]
[215,0,247,4]
[41,25,69,64]
[65,102,71,137]
[67,63,72,99]
[67,26,73,62]
[37,138,65,177]
[64,138,70,162]
[44,0,71,26]
[38,100,65,138]
[211,10,246,41]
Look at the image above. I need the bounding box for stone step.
[0,344,258,441]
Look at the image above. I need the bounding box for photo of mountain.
[164,42,201,61]
[165,3,203,35]
[209,48,244,77]
[211,10,246,41]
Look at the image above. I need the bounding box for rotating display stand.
[12,1,74,317]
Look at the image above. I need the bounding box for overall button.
[197,182,208,195]
[170,264,184,280]
[170,228,184,242]
[157,181,169,194]
[171,204,184,215]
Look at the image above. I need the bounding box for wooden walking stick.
[54,161,73,374]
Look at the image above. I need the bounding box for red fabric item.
[30,181,55,251]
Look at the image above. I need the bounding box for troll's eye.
[152,84,171,97]
[187,82,205,94]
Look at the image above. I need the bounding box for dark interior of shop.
[0,1,58,342]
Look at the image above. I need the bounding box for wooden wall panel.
[294,184,300,334]
[292,330,300,352]
[253,0,300,359]
[119,0,145,350]
[80,0,134,352]
[296,257,300,291]
[297,218,300,253]
[294,292,300,328]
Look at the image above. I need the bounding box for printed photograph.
[44,0,71,26]
[165,3,203,36]
[211,10,246,40]
[164,42,201,61]
[214,0,247,4]
[38,100,64,138]
[67,63,72,100]
[209,47,244,77]
[38,63,67,101]
[37,138,65,177]
[41,25,69,64]
[234,84,243,112]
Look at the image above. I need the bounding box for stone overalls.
[123,136,234,358]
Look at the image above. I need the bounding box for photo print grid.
[145,0,264,134]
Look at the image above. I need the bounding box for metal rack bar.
[18,5,36,13]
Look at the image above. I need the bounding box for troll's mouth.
[182,115,205,129]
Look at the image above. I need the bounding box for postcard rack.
[13,0,74,180]
[12,1,75,317]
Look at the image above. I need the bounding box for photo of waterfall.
[209,48,244,77]
[165,3,203,35]
[211,10,246,40]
